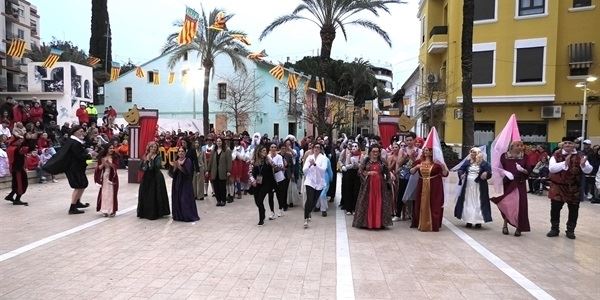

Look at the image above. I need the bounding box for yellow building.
[418,0,599,145]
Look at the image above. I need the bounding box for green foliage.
[89,0,111,71]
[120,61,136,74]
[285,56,378,107]
[442,144,461,169]
[26,39,88,65]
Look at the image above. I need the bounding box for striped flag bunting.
[42,48,63,68]
[177,6,200,45]
[304,75,312,92]
[231,34,251,46]
[7,39,26,58]
[86,56,101,67]
[287,72,298,90]
[153,71,160,85]
[208,11,227,31]
[269,65,285,81]
[247,49,267,61]
[168,72,175,84]
[315,76,323,93]
[135,66,145,78]
[110,62,121,81]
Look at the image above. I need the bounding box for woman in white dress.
[454,147,492,228]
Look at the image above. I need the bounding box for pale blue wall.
[104,51,305,139]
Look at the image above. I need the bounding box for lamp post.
[575,75,597,149]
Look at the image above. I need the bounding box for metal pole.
[104,21,110,71]
[581,83,587,150]
[193,87,196,119]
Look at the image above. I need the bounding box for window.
[566,120,586,139]
[18,8,24,17]
[517,0,545,16]
[182,52,188,61]
[420,16,426,44]
[125,87,132,102]
[474,0,496,22]
[288,122,297,136]
[573,0,592,8]
[472,43,496,85]
[218,83,227,100]
[273,123,279,137]
[274,86,279,103]
[568,43,594,76]
[147,71,154,83]
[514,38,546,84]
[17,29,24,39]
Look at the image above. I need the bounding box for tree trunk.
[317,24,335,138]
[461,0,475,157]
[319,25,336,60]
[89,0,111,72]
[202,66,212,135]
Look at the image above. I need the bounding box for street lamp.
[575,75,597,149]
[187,67,204,120]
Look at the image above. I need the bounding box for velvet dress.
[412,160,447,232]
[353,160,393,229]
[137,155,170,220]
[490,153,531,232]
[171,158,199,222]
[94,155,119,215]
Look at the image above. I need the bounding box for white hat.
[583,139,592,145]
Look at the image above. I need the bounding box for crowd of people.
[1,98,599,239]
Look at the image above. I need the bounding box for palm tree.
[162,8,248,135]
[259,0,402,135]
[461,0,474,156]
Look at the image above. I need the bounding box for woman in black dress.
[137,141,170,220]
[249,145,276,226]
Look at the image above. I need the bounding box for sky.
[34,0,421,88]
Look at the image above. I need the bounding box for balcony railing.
[429,26,448,38]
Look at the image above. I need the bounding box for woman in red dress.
[410,147,449,232]
[352,144,394,229]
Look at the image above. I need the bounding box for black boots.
[565,231,576,239]
[75,200,90,208]
[546,227,559,237]
[5,192,14,202]
[69,204,84,214]
[5,193,27,206]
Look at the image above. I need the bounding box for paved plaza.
[0,170,599,299]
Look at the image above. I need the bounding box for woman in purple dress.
[170,147,199,222]
[491,141,530,236]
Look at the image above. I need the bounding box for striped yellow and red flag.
[287,72,298,90]
[42,48,63,69]
[168,72,175,84]
[87,56,101,67]
[7,39,26,58]
[153,71,160,85]
[231,34,251,46]
[135,66,145,78]
[269,65,285,81]
[315,76,323,93]
[110,62,121,81]
[304,75,312,93]
[177,7,200,45]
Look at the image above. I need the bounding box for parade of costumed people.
[352,143,394,229]
[409,127,449,232]
[546,136,593,239]
[490,114,531,237]
[453,147,493,228]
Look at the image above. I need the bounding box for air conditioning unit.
[426,73,439,84]
[541,106,562,119]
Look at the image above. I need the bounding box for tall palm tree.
[461,0,474,156]
[163,8,248,135]
[259,0,402,135]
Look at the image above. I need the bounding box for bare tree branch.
[217,73,266,133]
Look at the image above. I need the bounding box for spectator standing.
[86,103,98,125]
[76,103,89,125]
[0,121,11,138]
[29,99,44,124]
[107,105,117,125]
[43,101,58,125]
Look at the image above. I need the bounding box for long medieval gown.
[137,155,170,220]
[171,158,200,222]
[352,161,393,229]
[94,156,119,215]
[412,161,447,232]
[454,161,492,224]
[490,153,531,232]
